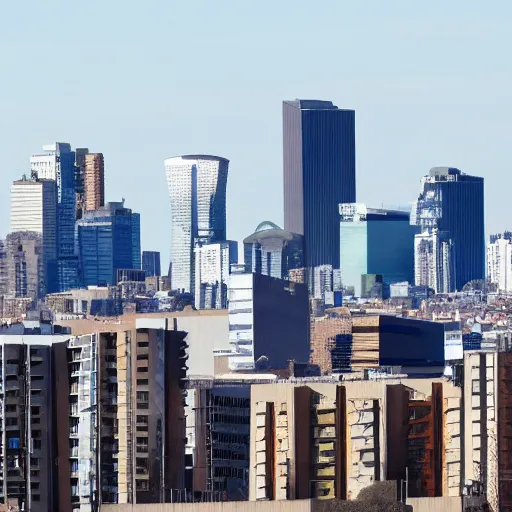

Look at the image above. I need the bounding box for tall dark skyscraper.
[411,167,485,292]
[283,99,356,269]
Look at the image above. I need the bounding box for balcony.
[106,361,117,369]
[136,445,149,454]
[70,448,79,458]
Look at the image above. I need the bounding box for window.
[137,342,149,348]
[137,379,149,386]
[137,367,148,373]
[33,439,42,450]
[137,392,149,402]
[136,480,149,491]
[31,407,40,416]
[136,415,148,425]
[137,354,148,361]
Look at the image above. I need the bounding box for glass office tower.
[77,201,139,287]
[339,203,416,297]
[411,167,484,292]
[283,99,355,269]
[30,143,77,292]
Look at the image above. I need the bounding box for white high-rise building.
[487,235,512,293]
[10,175,58,293]
[165,155,229,293]
[414,228,453,294]
[194,241,238,309]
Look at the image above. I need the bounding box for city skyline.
[1,3,511,271]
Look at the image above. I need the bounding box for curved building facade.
[243,221,304,280]
[165,155,229,293]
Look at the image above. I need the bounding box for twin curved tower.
[164,155,229,293]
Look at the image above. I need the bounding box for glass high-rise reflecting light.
[339,203,417,297]
[283,99,355,270]
[77,201,140,287]
[30,143,77,292]
[165,155,229,293]
[411,167,484,292]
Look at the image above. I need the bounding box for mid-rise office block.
[227,273,309,371]
[339,204,416,297]
[6,232,44,303]
[487,234,512,293]
[10,175,58,294]
[283,99,355,270]
[243,222,304,280]
[411,167,485,292]
[165,155,229,293]
[194,241,238,309]
[348,316,445,374]
[84,153,105,212]
[142,251,161,277]
[77,201,141,287]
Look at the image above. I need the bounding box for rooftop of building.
[243,220,302,244]
[164,154,229,164]
[58,309,227,335]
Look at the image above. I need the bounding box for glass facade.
[131,212,141,269]
[243,221,304,280]
[283,100,355,269]
[142,251,161,277]
[30,143,77,292]
[165,155,229,293]
[340,203,416,297]
[77,202,139,287]
[411,167,485,292]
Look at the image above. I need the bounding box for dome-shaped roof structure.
[254,221,282,233]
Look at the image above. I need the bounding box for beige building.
[84,153,105,212]
[249,378,462,504]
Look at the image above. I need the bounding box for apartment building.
[249,378,462,503]
[0,316,189,511]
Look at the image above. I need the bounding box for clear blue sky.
[1,1,511,270]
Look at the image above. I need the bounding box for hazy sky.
[1,1,511,269]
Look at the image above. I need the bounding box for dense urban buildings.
[339,203,416,297]
[194,241,238,309]
[487,233,512,292]
[10,175,58,294]
[411,167,485,293]
[0,99,503,512]
[83,152,105,212]
[165,155,229,293]
[76,201,141,287]
[283,99,355,270]
[142,250,161,277]
[243,221,304,280]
